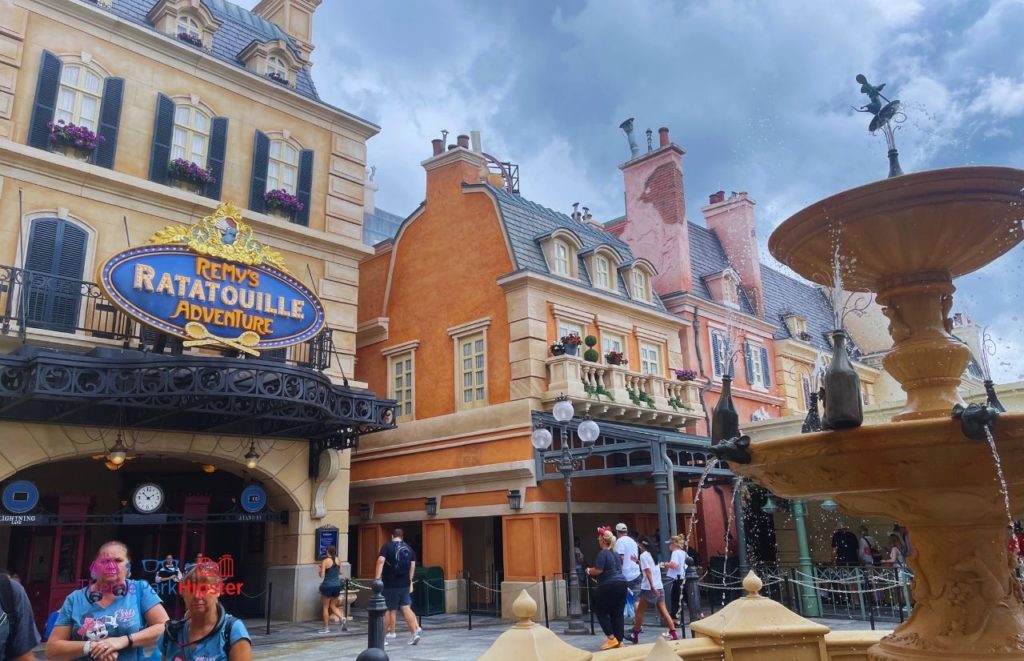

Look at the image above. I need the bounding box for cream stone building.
[0,0,394,626]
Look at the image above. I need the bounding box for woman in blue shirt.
[159,559,252,661]
[46,540,169,661]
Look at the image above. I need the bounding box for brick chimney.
[252,0,321,63]
[422,137,487,204]
[612,126,693,296]
[702,191,765,316]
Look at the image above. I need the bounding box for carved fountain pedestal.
[740,166,1024,660]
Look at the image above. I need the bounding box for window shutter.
[296,149,314,226]
[24,219,59,273]
[92,77,124,169]
[28,51,62,150]
[711,333,723,377]
[148,93,176,184]
[24,219,86,332]
[248,130,270,212]
[744,342,754,383]
[205,116,229,201]
[760,346,771,386]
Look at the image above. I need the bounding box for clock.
[132,483,164,514]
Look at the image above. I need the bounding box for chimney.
[702,191,765,315]
[364,167,378,214]
[470,131,482,152]
[422,134,487,203]
[619,118,639,158]
[611,125,692,296]
[252,0,322,64]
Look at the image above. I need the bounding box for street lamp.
[820,499,840,512]
[533,394,599,634]
[507,489,523,511]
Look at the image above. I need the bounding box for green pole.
[792,499,820,616]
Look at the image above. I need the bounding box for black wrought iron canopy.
[0,345,396,478]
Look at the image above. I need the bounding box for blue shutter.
[744,342,754,384]
[249,130,270,212]
[23,218,86,332]
[760,346,771,386]
[296,149,314,226]
[149,93,175,183]
[28,51,62,150]
[205,116,228,200]
[711,332,723,378]
[93,77,124,169]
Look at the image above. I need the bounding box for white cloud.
[969,75,1024,118]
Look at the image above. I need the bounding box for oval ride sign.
[98,205,325,351]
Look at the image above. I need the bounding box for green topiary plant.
[583,348,600,362]
[584,335,598,347]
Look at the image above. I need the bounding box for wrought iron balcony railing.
[0,264,336,371]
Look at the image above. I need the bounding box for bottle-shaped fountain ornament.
[801,391,822,433]
[712,375,740,443]
[821,330,863,430]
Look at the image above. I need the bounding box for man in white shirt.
[628,537,678,643]
[614,523,642,632]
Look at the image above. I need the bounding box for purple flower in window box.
[177,31,204,47]
[47,120,104,152]
[267,71,289,85]
[675,369,698,381]
[264,188,304,214]
[167,158,216,185]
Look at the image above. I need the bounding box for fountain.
[735,165,1024,660]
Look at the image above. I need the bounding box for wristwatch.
[83,641,93,655]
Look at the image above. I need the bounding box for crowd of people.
[831,523,911,570]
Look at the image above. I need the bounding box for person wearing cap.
[628,537,678,643]
[613,523,642,593]
[660,536,688,625]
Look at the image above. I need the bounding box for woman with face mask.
[46,540,169,661]
[158,559,252,661]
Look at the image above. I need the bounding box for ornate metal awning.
[532,411,733,485]
[0,345,396,477]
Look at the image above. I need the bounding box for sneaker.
[385,633,397,640]
[599,638,619,650]
[667,629,680,641]
[408,628,422,646]
[384,640,390,647]
[316,628,330,634]
[628,630,639,644]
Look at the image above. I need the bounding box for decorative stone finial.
[742,570,763,596]
[512,589,537,622]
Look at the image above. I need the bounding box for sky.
[244,0,1024,381]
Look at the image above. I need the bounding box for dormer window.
[623,259,656,303]
[176,15,201,45]
[583,246,622,293]
[539,229,583,280]
[239,39,302,89]
[267,56,288,84]
[705,269,741,309]
[784,314,811,340]
[148,1,222,51]
[594,256,610,288]
[632,269,649,302]
[553,241,571,276]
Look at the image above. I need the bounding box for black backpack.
[161,614,237,659]
[388,542,413,578]
[0,573,17,661]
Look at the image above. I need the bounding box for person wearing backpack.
[158,560,251,661]
[374,528,421,646]
[0,570,40,661]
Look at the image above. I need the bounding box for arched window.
[632,269,649,302]
[172,104,211,165]
[267,55,287,79]
[267,139,300,193]
[177,15,201,41]
[594,255,610,289]
[552,241,570,276]
[23,218,88,332]
[56,64,103,131]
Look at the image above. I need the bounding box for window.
[390,352,414,422]
[171,104,210,165]
[458,332,487,409]
[861,384,872,406]
[711,330,730,379]
[267,55,287,78]
[802,376,813,410]
[745,341,772,388]
[56,64,103,131]
[601,332,625,356]
[267,139,300,194]
[594,255,611,289]
[640,342,662,376]
[553,241,570,276]
[722,279,738,306]
[177,15,201,39]
[632,269,649,302]
[558,320,584,340]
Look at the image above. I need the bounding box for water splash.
[683,458,720,554]
[982,425,1013,531]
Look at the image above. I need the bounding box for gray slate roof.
[759,265,840,353]
[103,0,319,101]
[687,223,756,315]
[363,206,405,246]
[486,186,667,311]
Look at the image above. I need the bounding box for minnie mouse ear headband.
[597,526,612,537]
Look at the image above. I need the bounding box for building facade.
[0,0,394,626]
[354,138,730,617]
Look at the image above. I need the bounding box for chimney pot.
[431,139,444,156]
[448,144,457,151]
[457,134,470,149]
[709,191,725,204]
[658,127,670,147]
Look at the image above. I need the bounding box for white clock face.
[133,483,164,514]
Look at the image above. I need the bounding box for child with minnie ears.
[46,540,169,661]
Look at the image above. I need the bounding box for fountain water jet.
[738,166,1024,661]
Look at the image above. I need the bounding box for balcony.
[543,355,703,428]
[0,265,334,370]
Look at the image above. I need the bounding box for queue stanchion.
[266,583,272,636]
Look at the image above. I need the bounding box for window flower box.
[267,71,289,86]
[48,121,103,161]
[605,351,627,366]
[264,189,304,220]
[675,369,697,381]
[167,158,215,194]
[177,31,204,47]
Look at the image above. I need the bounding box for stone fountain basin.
[735,414,1024,522]
[768,166,1024,291]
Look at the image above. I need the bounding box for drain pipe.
[691,316,712,432]
[662,445,678,538]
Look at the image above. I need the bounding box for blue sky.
[245,0,1024,380]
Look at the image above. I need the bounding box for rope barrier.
[238,587,268,599]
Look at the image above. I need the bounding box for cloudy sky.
[245,0,1024,380]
